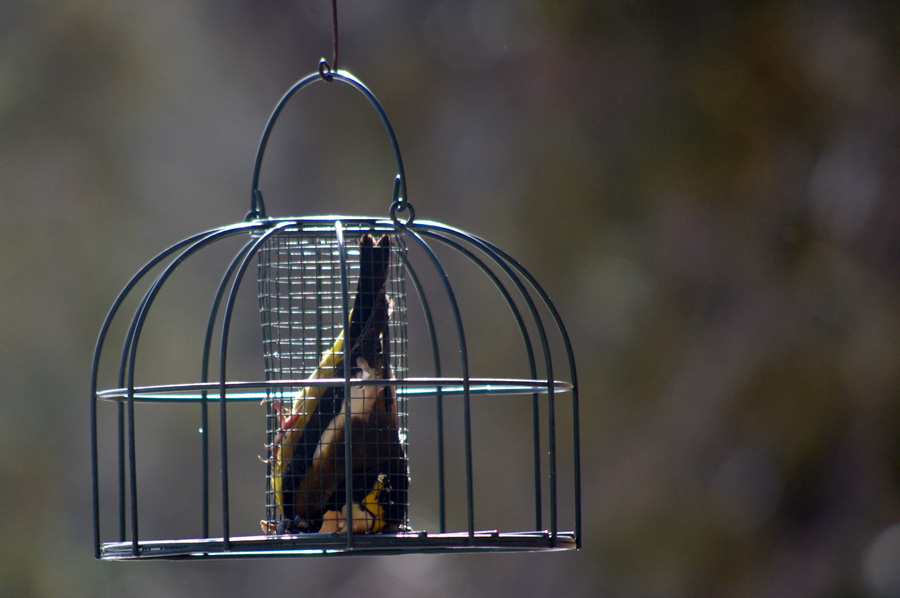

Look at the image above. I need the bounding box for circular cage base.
[99,531,578,560]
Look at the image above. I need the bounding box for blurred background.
[3,0,900,596]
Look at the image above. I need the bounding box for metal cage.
[90,70,580,559]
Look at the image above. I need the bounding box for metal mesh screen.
[258,228,408,535]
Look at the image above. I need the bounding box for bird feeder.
[90,67,581,559]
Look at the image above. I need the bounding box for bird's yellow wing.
[268,331,345,519]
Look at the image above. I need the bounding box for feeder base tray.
[99,530,578,560]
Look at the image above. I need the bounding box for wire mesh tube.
[258,227,410,537]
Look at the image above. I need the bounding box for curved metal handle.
[248,70,413,225]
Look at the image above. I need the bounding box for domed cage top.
[90,70,581,560]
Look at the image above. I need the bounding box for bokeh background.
[3,1,900,596]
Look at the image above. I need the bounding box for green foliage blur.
[2,1,900,596]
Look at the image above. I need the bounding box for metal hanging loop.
[247,70,412,225]
[318,0,340,80]
[389,175,414,226]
